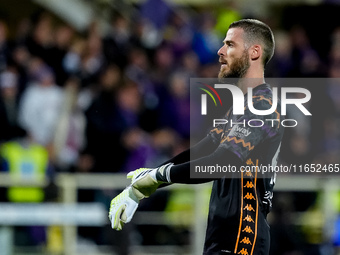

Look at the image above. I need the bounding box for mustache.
[219,57,228,65]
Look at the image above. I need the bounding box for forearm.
[157,135,219,187]
[161,135,218,166]
[169,146,242,184]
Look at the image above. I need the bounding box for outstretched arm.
[127,144,242,200]
[155,134,220,189]
[160,134,219,166]
[108,135,229,230]
[169,146,242,184]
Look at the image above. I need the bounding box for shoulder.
[250,84,281,110]
[252,84,274,101]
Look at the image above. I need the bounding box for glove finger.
[127,171,135,179]
[127,168,148,180]
[116,220,124,231]
[120,209,127,222]
[112,204,126,230]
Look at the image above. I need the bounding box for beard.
[218,50,250,80]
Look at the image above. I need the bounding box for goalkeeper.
[109,19,284,255]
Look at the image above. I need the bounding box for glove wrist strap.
[156,163,173,183]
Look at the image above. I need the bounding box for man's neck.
[237,77,265,94]
[237,66,265,94]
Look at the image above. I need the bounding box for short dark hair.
[229,19,275,66]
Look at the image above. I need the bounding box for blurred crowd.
[0,1,340,254]
[1,5,339,175]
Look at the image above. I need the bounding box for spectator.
[52,77,86,171]
[18,59,63,147]
[159,72,190,139]
[0,126,55,246]
[8,45,31,96]
[83,64,127,172]
[79,32,104,87]
[289,25,325,77]
[103,13,131,68]
[0,20,9,72]
[63,38,85,78]
[48,25,74,85]
[192,12,221,65]
[266,30,293,77]
[163,9,193,59]
[26,13,53,64]
[0,68,21,141]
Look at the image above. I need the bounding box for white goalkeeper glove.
[108,186,139,231]
[127,163,174,200]
[109,163,173,230]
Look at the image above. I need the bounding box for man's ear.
[250,45,261,61]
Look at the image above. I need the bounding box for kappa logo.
[244,171,253,177]
[242,226,254,234]
[238,248,249,255]
[244,204,256,212]
[240,237,252,245]
[244,181,254,188]
[244,192,256,200]
[246,159,254,166]
[243,215,255,223]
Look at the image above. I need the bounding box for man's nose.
[217,45,226,56]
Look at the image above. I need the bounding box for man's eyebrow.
[223,40,235,45]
